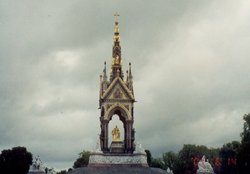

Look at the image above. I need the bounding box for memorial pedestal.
[110,141,124,153]
[88,152,148,167]
[67,167,167,174]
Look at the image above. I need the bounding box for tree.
[73,150,90,168]
[56,170,66,174]
[145,149,164,169]
[151,157,164,169]
[162,151,178,170]
[45,167,56,174]
[238,113,250,174]
[178,144,217,174]
[219,141,240,174]
[0,146,32,174]
[208,148,221,174]
[145,149,152,167]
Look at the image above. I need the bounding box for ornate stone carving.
[89,153,148,166]
[113,88,123,98]
[104,103,131,120]
[124,105,129,110]
[106,104,112,111]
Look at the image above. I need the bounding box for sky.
[1,0,250,171]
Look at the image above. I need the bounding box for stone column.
[124,123,127,151]
[127,120,135,153]
[124,121,133,153]
[100,120,109,152]
[104,121,109,151]
[100,117,104,151]
[123,123,126,152]
[128,122,132,151]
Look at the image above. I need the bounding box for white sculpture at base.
[28,156,46,174]
[196,156,215,174]
[167,167,174,174]
[94,139,102,153]
[30,156,42,171]
[135,142,146,155]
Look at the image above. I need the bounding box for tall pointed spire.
[128,62,132,79]
[112,12,121,62]
[103,61,107,81]
[110,12,123,81]
[100,61,108,94]
[128,62,133,93]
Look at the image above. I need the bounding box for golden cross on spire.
[114,12,120,23]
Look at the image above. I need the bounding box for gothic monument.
[68,14,166,174]
[98,13,135,154]
[88,13,147,167]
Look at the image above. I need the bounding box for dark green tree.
[56,170,67,174]
[73,150,90,168]
[171,156,184,174]
[162,151,178,170]
[145,149,164,169]
[151,157,164,169]
[238,113,250,174]
[209,148,221,174]
[0,146,32,174]
[145,149,152,167]
[45,167,55,174]
[219,141,240,174]
[178,144,217,174]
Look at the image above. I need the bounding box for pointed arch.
[104,103,132,121]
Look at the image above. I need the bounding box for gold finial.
[114,12,120,23]
[113,12,120,40]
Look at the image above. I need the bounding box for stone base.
[88,152,148,167]
[110,141,124,153]
[28,171,46,174]
[67,167,167,174]
[28,169,46,174]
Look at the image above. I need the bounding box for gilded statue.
[115,55,120,65]
[112,125,120,141]
[112,55,121,65]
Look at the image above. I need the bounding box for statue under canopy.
[112,125,121,141]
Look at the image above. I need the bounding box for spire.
[126,70,129,82]
[110,12,123,81]
[128,62,133,92]
[128,62,132,79]
[113,12,120,43]
[103,61,107,81]
[100,61,108,95]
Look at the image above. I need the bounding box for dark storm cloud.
[1,0,250,170]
